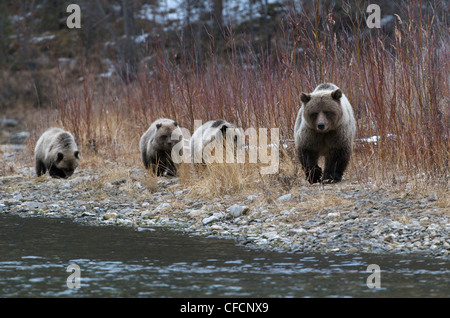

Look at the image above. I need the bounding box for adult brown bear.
[294,83,356,184]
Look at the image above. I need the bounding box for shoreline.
[1,168,449,259]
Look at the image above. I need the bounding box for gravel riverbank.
[1,168,449,258]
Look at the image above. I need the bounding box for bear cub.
[139,118,183,176]
[294,83,356,184]
[190,119,243,165]
[34,127,80,178]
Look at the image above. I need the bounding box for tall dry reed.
[44,0,448,186]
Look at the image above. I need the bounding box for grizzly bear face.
[154,122,181,153]
[51,150,80,178]
[300,89,344,133]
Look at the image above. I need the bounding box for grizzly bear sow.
[139,118,183,176]
[34,127,80,178]
[294,83,356,184]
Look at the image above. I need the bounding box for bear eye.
[310,112,318,119]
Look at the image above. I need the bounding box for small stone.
[188,209,205,218]
[79,211,96,217]
[103,212,119,220]
[210,224,223,231]
[277,194,292,202]
[202,215,219,225]
[202,212,225,225]
[155,203,171,210]
[111,177,127,185]
[228,205,249,218]
[428,193,438,201]
[326,212,340,219]
[345,212,359,220]
[140,210,155,219]
[262,231,280,241]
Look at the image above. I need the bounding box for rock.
[210,224,223,231]
[428,193,438,201]
[17,201,43,211]
[78,211,96,217]
[188,209,205,218]
[0,118,20,127]
[103,212,119,220]
[141,210,155,219]
[9,131,30,144]
[111,177,127,185]
[202,212,225,225]
[155,203,171,211]
[345,212,359,220]
[326,212,340,219]
[277,194,292,202]
[228,205,249,218]
[262,231,281,241]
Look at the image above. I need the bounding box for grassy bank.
[2,1,447,196]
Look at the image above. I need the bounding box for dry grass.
[182,162,261,199]
[11,0,448,197]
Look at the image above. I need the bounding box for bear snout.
[317,123,325,131]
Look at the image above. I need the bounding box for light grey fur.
[190,120,243,164]
[34,127,80,178]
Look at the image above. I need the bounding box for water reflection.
[0,214,448,297]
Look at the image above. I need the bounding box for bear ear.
[300,93,311,104]
[220,125,228,134]
[57,152,64,162]
[156,123,162,129]
[331,89,342,100]
[74,151,80,159]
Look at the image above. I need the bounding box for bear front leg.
[299,149,322,184]
[164,160,177,177]
[36,160,46,177]
[323,148,351,183]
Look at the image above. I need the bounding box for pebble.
[202,213,225,225]
[277,194,292,202]
[0,168,448,259]
[228,205,248,218]
[188,209,205,218]
[103,212,119,220]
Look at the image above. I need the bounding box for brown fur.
[294,83,356,183]
[139,118,182,176]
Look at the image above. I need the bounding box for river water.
[0,214,448,297]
